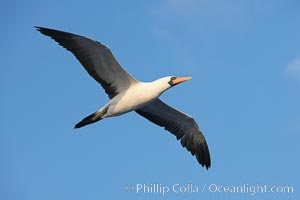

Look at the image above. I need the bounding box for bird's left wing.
[136,98,211,169]
[35,26,138,99]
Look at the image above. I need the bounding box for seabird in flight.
[35,26,211,169]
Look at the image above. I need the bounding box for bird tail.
[74,106,109,129]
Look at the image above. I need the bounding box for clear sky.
[1,0,299,199]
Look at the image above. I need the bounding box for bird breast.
[105,83,162,117]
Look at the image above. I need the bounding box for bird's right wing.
[35,26,138,99]
[136,99,211,169]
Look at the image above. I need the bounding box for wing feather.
[35,26,138,99]
[136,99,211,169]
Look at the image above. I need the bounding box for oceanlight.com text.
[207,183,294,195]
[125,183,294,196]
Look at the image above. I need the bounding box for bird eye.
[171,77,176,80]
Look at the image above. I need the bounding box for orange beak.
[173,76,192,85]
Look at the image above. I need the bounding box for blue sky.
[1,0,299,199]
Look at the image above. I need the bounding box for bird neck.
[149,78,172,96]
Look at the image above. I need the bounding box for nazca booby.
[35,27,211,169]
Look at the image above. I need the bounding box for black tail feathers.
[74,107,108,129]
[74,112,101,128]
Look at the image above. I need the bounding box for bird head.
[168,76,192,87]
[152,76,192,97]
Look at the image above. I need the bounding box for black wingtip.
[34,26,56,36]
[34,26,52,37]
[195,140,211,170]
[202,162,210,170]
[199,159,211,170]
[205,161,211,170]
[203,148,211,170]
[203,154,211,170]
[34,26,45,32]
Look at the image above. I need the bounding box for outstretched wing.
[136,99,211,169]
[35,26,138,99]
